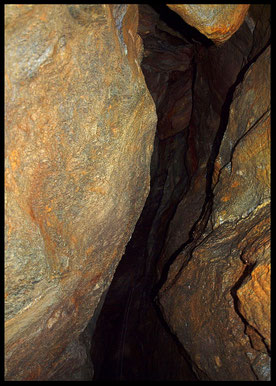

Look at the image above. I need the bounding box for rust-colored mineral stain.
[9,150,20,171]
[39,12,47,22]
[214,356,222,367]
[251,264,270,297]
[85,245,94,257]
[212,159,222,186]
[5,73,12,89]
[221,194,231,202]
[111,126,118,136]
[71,235,78,246]
[231,180,239,188]
[88,186,107,195]
[45,205,52,213]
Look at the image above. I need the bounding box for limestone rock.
[5,4,156,380]
[159,46,270,381]
[167,4,250,44]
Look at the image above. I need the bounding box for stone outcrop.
[167,4,250,44]
[5,4,156,380]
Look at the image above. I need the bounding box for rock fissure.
[226,108,271,170]
[233,241,271,357]
[90,4,270,382]
[155,30,267,295]
[5,4,270,382]
[154,197,213,297]
[117,286,135,379]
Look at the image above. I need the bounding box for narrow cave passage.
[89,4,270,382]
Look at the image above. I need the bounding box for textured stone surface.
[237,260,270,351]
[5,4,156,380]
[159,45,270,381]
[167,4,250,44]
[5,3,270,382]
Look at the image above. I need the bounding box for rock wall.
[5,4,157,380]
[5,3,270,382]
[159,36,270,383]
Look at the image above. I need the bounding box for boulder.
[167,4,250,44]
[5,4,156,380]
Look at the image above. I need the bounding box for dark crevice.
[153,34,271,300]
[227,108,270,170]
[230,261,256,321]
[205,36,271,197]
[150,4,214,47]
[152,198,213,298]
[90,5,270,382]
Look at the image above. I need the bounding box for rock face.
[5,4,156,381]
[159,45,270,381]
[167,4,250,44]
[5,3,271,382]
[155,4,271,380]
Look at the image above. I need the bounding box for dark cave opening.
[88,4,270,382]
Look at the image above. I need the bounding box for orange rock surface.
[237,262,271,350]
[5,4,156,380]
[5,3,270,382]
[159,46,270,381]
[167,4,250,44]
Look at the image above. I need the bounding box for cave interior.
[85,4,271,381]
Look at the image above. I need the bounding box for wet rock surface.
[5,4,156,380]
